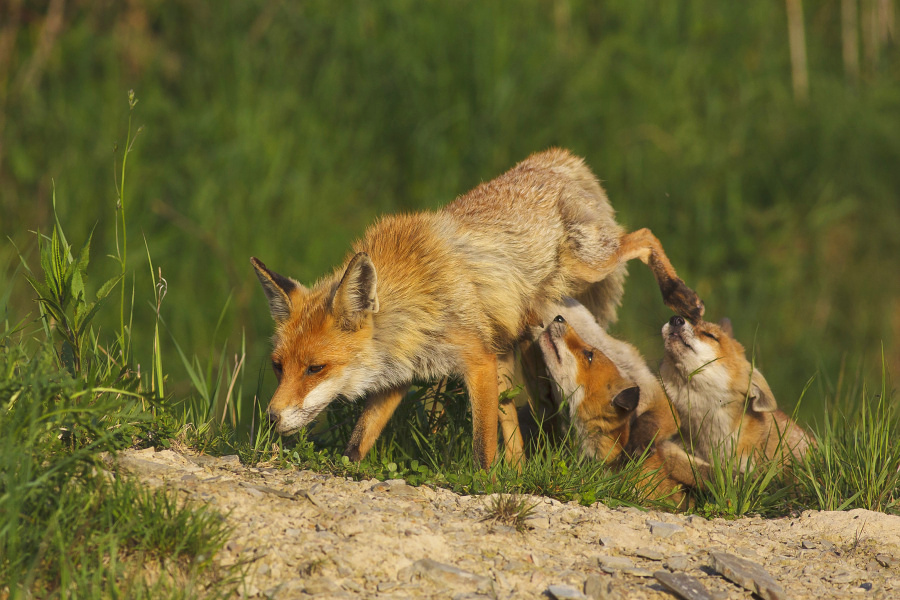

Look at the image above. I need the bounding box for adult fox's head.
[251,254,380,435]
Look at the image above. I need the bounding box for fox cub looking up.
[660,315,812,470]
[535,300,706,506]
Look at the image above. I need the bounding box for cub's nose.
[669,315,685,328]
[267,409,281,427]
[553,315,566,323]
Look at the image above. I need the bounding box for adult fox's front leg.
[344,385,408,461]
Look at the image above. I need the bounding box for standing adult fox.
[252,148,704,469]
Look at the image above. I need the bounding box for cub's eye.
[582,350,594,365]
[306,364,325,375]
[700,332,719,342]
[272,362,283,378]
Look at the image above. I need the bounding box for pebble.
[547,584,589,599]
[654,570,715,600]
[664,555,690,571]
[648,520,684,538]
[583,575,611,599]
[598,556,634,573]
[710,551,785,600]
[634,548,664,561]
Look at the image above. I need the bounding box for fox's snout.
[668,315,686,329]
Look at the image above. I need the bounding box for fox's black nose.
[669,315,685,328]
[553,315,566,323]
[267,409,280,427]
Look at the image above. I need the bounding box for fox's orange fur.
[660,316,812,469]
[536,308,705,507]
[252,149,704,469]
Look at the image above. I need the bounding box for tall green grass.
[0,150,239,597]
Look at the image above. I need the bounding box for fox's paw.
[661,278,705,323]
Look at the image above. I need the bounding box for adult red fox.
[252,148,703,469]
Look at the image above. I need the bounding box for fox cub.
[252,148,704,469]
[660,315,812,469]
[536,300,705,506]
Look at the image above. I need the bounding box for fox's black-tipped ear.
[719,317,734,338]
[749,369,777,413]
[332,252,379,329]
[251,257,301,323]
[613,386,640,413]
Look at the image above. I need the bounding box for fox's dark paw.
[662,278,705,323]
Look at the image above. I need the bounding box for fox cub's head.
[538,315,640,461]
[660,315,777,415]
[251,254,379,435]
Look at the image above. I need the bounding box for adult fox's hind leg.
[615,228,704,322]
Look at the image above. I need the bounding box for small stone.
[648,520,684,538]
[407,558,491,592]
[801,540,817,550]
[547,584,589,599]
[665,555,690,571]
[598,536,615,547]
[710,552,785,600]
[634,548,664,561]
[598,556,634,573]
[654,570,715,600]
[622,567,655,577]
[377,581,399,592]
[830,570,858,584]
[218,454,241,467]
[584,575,611,600]
[302,578,339,596]
[524,515,551,529]
[876,554,897,568]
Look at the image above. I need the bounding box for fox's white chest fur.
[664,361,739,461]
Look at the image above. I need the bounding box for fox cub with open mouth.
[660,316,812,469]
[536,301,706,506]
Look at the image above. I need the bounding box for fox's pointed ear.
[718,317,734,338]
[251,257,303,323]
[332,252,379,329]
[749,369,777,413]
[613,386,640,413]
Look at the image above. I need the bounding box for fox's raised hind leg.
[616,228,705,322]
[344,385,408,462]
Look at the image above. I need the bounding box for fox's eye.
[272,362,283,378]
[700,332,719,342]
[582,350,593,364]
[306,364,325,375]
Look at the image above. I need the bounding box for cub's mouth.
[539,321,567,366]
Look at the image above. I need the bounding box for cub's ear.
[613,386,640,413]
[718,317,734,338]
[332,252,379,329]
[251,257,303,323]
[749,369,777,413]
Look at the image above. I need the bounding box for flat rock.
[547,583,589,599]
[405,558,491,592]
[654,570,715,600]
[598,555,634,572]
[634,548,664,561]
[583,575,611,599]
[647,520,684,538]
[709,551,785,600]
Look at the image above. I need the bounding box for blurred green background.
[2,0,898,424]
